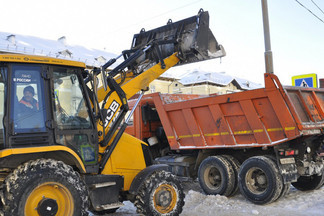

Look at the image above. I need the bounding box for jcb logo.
[104,100,120,127]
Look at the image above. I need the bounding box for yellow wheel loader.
[0,9,225,216]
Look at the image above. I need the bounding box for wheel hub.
[24,182,74,216]
[256,174,267,185]
[246,167,268,194]
[153,184,177,214]
[155,190,172,207]
[37,197,58,216]
[206,167,221,189]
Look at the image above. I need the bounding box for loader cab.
[0,55,98,167]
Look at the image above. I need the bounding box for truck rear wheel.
[222,155,241,196]
[3,159,88,216]
[134,170,184,216]
[238,156,283,204]
[292,174,324,191]
[263,155,290,201]
[198,156,235,196]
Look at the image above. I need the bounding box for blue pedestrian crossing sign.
[292,74,317,88]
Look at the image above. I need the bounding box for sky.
[1,0,324,85]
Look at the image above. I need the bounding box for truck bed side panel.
[159,87,302,150]
[285,87,324,132]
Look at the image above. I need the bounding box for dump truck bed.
[150,74,324,150]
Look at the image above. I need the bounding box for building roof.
[163,69,262,90]
[179,70,233,86]
[0,32,117,67]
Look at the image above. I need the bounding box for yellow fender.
[0,146,86,173]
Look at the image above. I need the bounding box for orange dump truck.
[126,73,324,204]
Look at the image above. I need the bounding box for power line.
[311,0,324,16]
[108,0,204,34]
[294,0,324,24]
[137,0,205,24]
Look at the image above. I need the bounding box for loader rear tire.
[134,170,184,216]
[292,174,324,191]
[3,159,88,216]
[238,156,283,205]
[198,155,235,196]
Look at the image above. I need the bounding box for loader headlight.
[306,147,311,153]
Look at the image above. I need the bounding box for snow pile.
[107,183,324,216]
[181,185,324,216]
[112,201,138,215]
[181,191,239,216]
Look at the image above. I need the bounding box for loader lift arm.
[83,9,225,172]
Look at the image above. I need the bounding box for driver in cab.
[19,86,39,112]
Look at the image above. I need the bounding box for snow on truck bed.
[108,182,324,216]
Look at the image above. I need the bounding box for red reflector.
[279,152,284,156]
[285,150,295,156]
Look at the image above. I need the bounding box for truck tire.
[222,155,241,196]
[3,159,88,216]
[264,155,290,200]
[238,156,283,204]
[198,156,235,196]
[292,174,324,191]
[134,170,184,216]
[279,183,291,199]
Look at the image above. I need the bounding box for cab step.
[90,181,116,189]
[95,202,124,211]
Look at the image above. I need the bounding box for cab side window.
[53,70,91,130]
[0,67,6,146]
[11,65,46,133]
[53,68,96,164]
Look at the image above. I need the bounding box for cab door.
[9,64,52,146]
[50,66,98,167]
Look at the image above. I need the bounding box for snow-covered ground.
[105,181,324,216]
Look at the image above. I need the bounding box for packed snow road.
[97,181,324,216]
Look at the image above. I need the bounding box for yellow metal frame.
[0,54,86,68]
[100,132,149,190]
[0,146,86,172]
[96,53,180,137]
[97,53,180,190]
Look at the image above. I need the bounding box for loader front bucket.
[130,9,225,66]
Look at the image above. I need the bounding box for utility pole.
[261,0,274,74]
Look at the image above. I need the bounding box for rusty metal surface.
[156,74,323,150]
[159,93,202,104]
[284,86,324,130]
[126,75,324,151]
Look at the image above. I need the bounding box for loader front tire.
[134,170,184,216]
[3,159,88,216]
